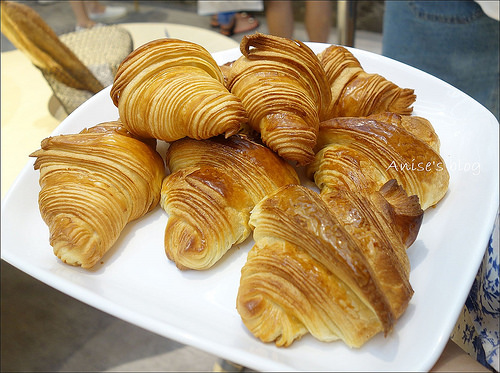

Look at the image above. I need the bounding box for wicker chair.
[1,1,133,114]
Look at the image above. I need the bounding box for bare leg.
[265,0,294,39]
[83,1,106,14]
[70,1,95,29]
[305,0,332,42]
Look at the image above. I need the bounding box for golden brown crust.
[30,121,165,268]
[377,179,424,249]
[226,33,332,166]
[367,112,440,153]
[320,181,422,318]
[309,117,449,210]
[238,185,396,348]
[110,38,247,142]
[318,45,416,118]
[161,135,300,270]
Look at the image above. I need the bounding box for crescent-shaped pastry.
[226,33,332,166]
[237,184,406,348]
[308,117,449,210]
[30,121,165,269]
[318,45,416,118]
[110,38,247,142]
[161,135,300,270]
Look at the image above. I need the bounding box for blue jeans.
[382,1,499,120]
[217,12,235,26]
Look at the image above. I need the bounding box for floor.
[0,1,449,372]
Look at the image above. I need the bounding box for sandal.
[210,14,220,28]
[220,18,236,36]
[219,12,259,37]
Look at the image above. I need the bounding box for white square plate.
[2,43,499,372]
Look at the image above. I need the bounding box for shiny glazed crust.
[238,184,408,348]
[318,45,416,117]
[237,179,423,347]
[309,116,449,210]
[160,135,300,270]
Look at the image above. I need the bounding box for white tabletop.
[121,22,239,53]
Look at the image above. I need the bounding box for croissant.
[110,38,248,142]
[160,134,300,270]
[308,116,449,210]
[237,183,422,348]
[226,33,332,166]
[317,45,416,118]
[30,121,165,268]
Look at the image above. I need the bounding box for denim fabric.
[382,1,499,120]
[217,12,235,26]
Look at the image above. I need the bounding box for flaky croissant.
[308,116,449,210]
[110,38,247,142]
[318,45,416,118]
[30,121,165,268]
[237,183,421,348]
[160,134,299,270]
[226,33,332,166]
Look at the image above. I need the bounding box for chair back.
[1,1,104,93]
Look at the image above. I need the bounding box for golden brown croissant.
[308,116,449,210]
[110,38,248,142]
[320,180,423,318]
[237,184,420,348]
[317,45,416,118]
[160,134,300,270]
[226,33,332,166]
[30,121,165,269]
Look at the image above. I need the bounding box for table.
[0,22,490,373]
[1,22,238,200]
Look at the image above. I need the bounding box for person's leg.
[83,0,127,22]
[382,1,499,120]
[218,11,236,36]
[70,1,96,29]
[82,0,105,14]
[305,0,332,42]
[265,0,294,39]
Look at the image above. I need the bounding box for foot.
[75,22,104,32]
[219,12,259,36]
[88,5,127,22]
[233,12,259,34]
[210,14,220,28]
[75,19,96,31]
